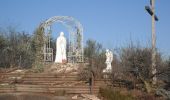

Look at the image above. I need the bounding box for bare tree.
[82,39,105,79]
[119,43,164,92]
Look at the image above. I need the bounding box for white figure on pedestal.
[55,32,67,63]
[103,49,113,72]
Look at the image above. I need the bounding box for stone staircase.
[0,72,101,95]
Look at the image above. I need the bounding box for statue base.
[46,63,86,75]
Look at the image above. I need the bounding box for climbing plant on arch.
[39,16,84,63]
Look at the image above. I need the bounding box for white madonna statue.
[55,32,67,63]
[103,49,113,72]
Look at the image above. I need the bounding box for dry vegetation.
[0,26,170,99]
[83,40,170,99]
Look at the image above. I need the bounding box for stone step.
[1,78,80,82]
[0,85,99,94]
[0,73,105,95]
[0,84,100,89]
[1,81,103,87]
[0,84,99,88]
[0,73,79,78]
[1,77,109,82]
[0,90,99,95]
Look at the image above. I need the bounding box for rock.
[156,88,170,99]
[0,83,9,86]
[72,95,78,99]
[47,63,80,74]
[11,69,25,74]
[81,94,100,100]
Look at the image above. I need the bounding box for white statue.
[55,32,67,63]
[103,49,113,72]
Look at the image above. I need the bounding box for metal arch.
[40,16,84,63]
[42,16,83,33]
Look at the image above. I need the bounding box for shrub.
[99,87,135,100]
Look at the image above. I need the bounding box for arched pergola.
[39,16,84,63]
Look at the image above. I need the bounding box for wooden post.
[90,71,94,94]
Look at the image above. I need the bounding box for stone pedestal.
[47,63,82,75]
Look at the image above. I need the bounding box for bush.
[99,87,135,100]
[0,27,35,68]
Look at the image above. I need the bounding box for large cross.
[145,0,159,85]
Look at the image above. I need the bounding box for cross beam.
[145,6,159,21]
